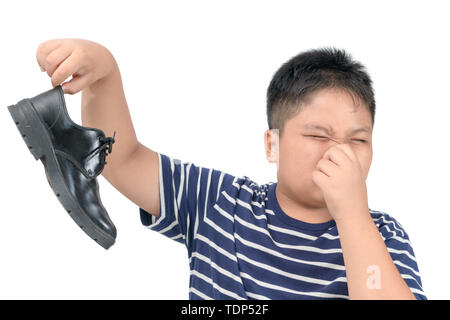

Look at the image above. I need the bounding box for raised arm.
[37,38,161,217]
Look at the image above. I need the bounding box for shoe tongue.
[60,128,107,179]
[83,129,108,178]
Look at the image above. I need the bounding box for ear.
[264,129,279,164]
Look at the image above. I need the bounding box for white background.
[0,0,448,299]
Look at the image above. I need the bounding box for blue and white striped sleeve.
[374,212,427,300]
[139,152,237,254]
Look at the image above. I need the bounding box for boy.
[36,38,426,300]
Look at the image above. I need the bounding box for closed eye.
[305,135,367,143]
[309,135,328,140]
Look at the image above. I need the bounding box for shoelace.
[98,131,116,166]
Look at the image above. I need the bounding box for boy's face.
[264,88,373,209]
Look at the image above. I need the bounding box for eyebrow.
[303,124,371,135]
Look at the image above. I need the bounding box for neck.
[275,183,334,224]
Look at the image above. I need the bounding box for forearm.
[81,55,139,179]
[335,209,416,300]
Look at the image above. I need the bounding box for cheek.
[301,144,329,171]
[279,136,336,174]
[355,150,372,176]
[278,144,321,175]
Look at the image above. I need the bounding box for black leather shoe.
[7,85,117,249]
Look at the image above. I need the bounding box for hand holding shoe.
[36,38,117,95]
[7,38,119,249]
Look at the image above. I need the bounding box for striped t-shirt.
[139,153,427,300]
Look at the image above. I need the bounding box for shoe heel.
[8,99,48,161]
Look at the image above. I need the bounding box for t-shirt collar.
[267,182,336,231]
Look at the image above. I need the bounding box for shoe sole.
[7,98,115,250]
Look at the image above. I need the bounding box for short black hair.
[266,47,376,139]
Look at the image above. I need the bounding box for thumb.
[61,74,90,95]
[61,82,70,94]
